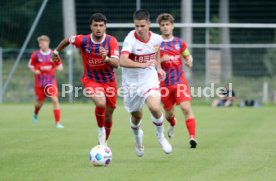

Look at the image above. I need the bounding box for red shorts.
[82,80,117,108]
[160,83,192,110]
[35,84,58,101]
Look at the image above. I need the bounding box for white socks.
[151,114,165,138]
[130,117,142,136]
[98,127,106,145]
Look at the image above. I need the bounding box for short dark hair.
[133,9,150,21]
[89,13,107,25]
[156,13,175,24]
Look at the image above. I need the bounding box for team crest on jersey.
[38,58,43,62]
[175,44,180,50]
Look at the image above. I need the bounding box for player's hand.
[100,47,108,60]
[142,60,156,68]
[52,53,61,62]
[34,69,41,75]
[157,68,166,81]
[161,54,170,62]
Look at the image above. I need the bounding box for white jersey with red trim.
[121,30,162,85]
[121,30,162,112]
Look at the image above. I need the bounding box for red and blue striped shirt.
[69,34,119,85]
[160,36,189,87]
[28,50,62,87]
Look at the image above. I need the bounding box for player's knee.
[181,105,191,115]
[95,102,106,108]
[37,101,44,107]
[148,104,161,114]
[165,111,175,120]
[131,112,143,122]
[105,112,113,122]
[51,97,59,104]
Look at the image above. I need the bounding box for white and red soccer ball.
[89,145,112,166]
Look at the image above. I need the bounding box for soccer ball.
[89,145,112,166]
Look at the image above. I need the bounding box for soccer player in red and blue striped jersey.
[28,35,64,128]
[52,13,119,145]
[157,13,197,148]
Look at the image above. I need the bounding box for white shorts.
[122,68,160,112]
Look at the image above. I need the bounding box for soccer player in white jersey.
[119,9,172,157]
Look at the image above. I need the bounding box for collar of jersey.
[90,33,106,44]
[162,36,174,42]
[39,49,51,55]
[134,31,151,43]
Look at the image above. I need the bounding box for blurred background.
[1,0,276,104]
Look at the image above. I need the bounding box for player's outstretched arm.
[52,38,70,61]
[119,54,153,68]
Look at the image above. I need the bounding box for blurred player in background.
[212,84,236,107]
[120,9,172,157]
[157,13,197,148]
[28,35,64,128]
[52,13,119,145]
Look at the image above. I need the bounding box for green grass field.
[1,104,276,181]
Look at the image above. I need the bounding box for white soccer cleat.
[134,130,144,157]
[167,125,175,139]
[55,123,64,129]
[157,135,172,154]
[98,127,106,146]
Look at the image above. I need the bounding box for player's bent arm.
[155,48,162,70]
[119,54,147,68]
[106,57,119,68]
[184,54,193,68]
[52,38,70,61]
[155,48,166,81]
[28,65,40,74]
[55,38,70,52]
[182,48,193,68]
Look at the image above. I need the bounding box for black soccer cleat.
[189,138,197,148]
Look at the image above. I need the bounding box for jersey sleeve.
[156,34,163,48]
[28,52,37,68]
[180,39,190,57]
[69,35,83,48]
[121,34,133,55]
[109,37,120,59]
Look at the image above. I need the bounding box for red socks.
[185,118,196,139]
[105,120,112,141]
[167,117,176,126]
[95,107,106,128]
[53,109,60,123]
